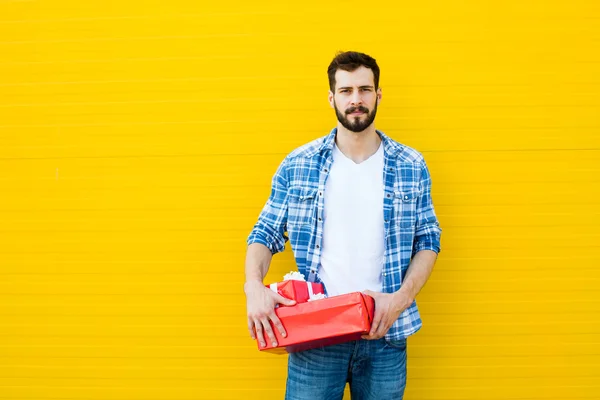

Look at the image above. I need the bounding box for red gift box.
[257,292,375,354]
[267,280,324,304]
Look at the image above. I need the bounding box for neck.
[335,124,381,164]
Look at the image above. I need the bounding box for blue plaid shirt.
[247,128,442,340]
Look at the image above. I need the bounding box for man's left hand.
[361,290,412,340]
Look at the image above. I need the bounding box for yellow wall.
[1,1,599,399]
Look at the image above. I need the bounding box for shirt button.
[404,195,409,200]
[319,192,323,196]
[318,217,322,221]
[316,245,320,249]
[386,194,391,198]
[324,168,328,173]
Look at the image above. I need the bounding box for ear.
[328,90,335,108]
[377,87,382,104]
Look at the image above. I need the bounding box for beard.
[334,100,378,133]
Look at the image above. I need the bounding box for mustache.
[345,106,369,114]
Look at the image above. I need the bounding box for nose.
[350,90,362,106]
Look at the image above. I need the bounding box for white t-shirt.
[317,142,385,297]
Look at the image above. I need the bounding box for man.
[244,51,442,399]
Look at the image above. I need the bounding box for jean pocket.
[385,338,407,351]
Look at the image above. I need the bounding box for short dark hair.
[327,51,380,92]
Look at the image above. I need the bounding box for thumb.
[275,293,296,306]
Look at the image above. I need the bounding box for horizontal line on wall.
[0,224,599,232]
[0,332,596,339]
[0,268,592,275]
[4,340,597,348]
[0,33,255,45]
[2,119,600,129]
[2,148,600,161]
[0,299,596,306]
[0,250,596,256]
[1,181,599,188]
[2,56,600,66]
[0,374,596,383]
[0,310,597,317]
[2,127,600,137]
[0,362,591,369]
[0,395,591,400]
[0,289,599,295]
[0,271,249,274]
[0,375,285,382]
[0,11,285,25]
[0,354,598,361]
[0,75,314,85]
[2,100,600,108]
[0,276,585,285]
[0,256,589,261]
[0,204,598,212]
[2,77,600,87]
[1,12,599,24]
[2,34,600,45]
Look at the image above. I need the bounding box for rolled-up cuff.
[247,230,286,255]
[412,235,441,256]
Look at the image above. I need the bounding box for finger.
[375,318,393,339]
[362,330,383,340]
[375,322,388,339]
[261,317,278,347]
[247,318,256,340]
[362,333,376,340]
[269,311,287,338]
[363,329,383,340]
[274,293,296,306]
[369,312,382,336]
[254,318,266,347]
[369,321,381,336]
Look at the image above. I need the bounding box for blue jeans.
[285,338,407,400]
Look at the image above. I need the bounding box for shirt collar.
[309,127,402,158]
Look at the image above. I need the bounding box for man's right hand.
[244,280,296,348]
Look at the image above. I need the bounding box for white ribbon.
[271,279,325,302]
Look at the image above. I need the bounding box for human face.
[329,66,381,133]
